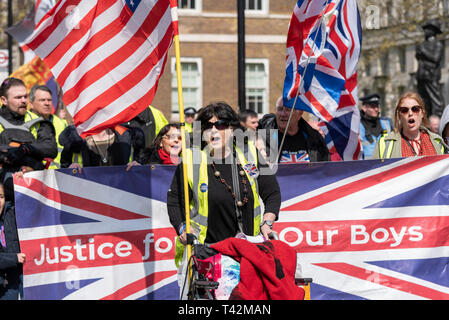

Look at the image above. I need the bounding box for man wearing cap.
[416,18,445,117]
[359,93,393,159]
[184,107,196,134]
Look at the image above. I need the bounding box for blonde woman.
[373,91,448,159]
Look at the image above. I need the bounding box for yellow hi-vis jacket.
[47,115,68,169]
[373,127,448,159]
[174,143,261,267]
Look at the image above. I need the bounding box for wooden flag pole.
[171,3,193,285]
[174,35,192,258]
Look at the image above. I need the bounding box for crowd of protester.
[1,75,449,300]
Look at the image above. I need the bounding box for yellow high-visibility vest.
[174,143,261,267]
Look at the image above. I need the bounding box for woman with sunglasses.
[167,102,281,265]
[373,91,448,159]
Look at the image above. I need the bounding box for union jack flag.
[22,0,177,138]
[283,0,362,161]
[280,150,310,163]
[274,155,449,299]
[13,156,449,300]
[14,166,179,300]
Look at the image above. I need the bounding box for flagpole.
[276,0,332,163]
[7,0,13,74]
[170,2,193,284]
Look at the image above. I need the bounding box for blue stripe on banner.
[15,194,99,229]
[136,281,179,300]
[276,158,404,201]
[311,282,366,300]
[367,257,449,288]
[58,166,176,202]
[25,278,102,300]
[366,175,449,208]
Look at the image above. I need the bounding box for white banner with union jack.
[13,156,449,299]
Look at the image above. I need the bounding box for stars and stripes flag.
[6,0,57,63]
[275,155,449,299]
[14,166,179,300]
[13,156,449,299]
[283,0,362,160]
[21,0,177,138]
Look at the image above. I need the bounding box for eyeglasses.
[398,105,422,114]
[163,134,182,141]
[203,120,230,131]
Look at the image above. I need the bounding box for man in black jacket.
[0,183,25,300]
[0,78,57,200]
[259,97,330,163]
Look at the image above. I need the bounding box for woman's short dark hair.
[196,102,241,130]
[0,77,26,98]
[152,123,180,149]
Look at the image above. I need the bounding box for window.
[178,0,201,11]
[245,0,268,14]
[245,59,269,114]
[171,58,202,113]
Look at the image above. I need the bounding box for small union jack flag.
[280,151,310,164]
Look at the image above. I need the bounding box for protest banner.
[13,155,449,299]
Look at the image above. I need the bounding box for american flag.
[283,0,362,160]
[14,166,179,300]
[22,0,176,138]
[6,0,57,63]
[275,155,449,299]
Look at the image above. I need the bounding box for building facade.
[152,0,294,121]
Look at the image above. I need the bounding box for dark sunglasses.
[399,105,421,114]
[203,119,230,130]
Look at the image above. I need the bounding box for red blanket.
[210,238,304,300]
